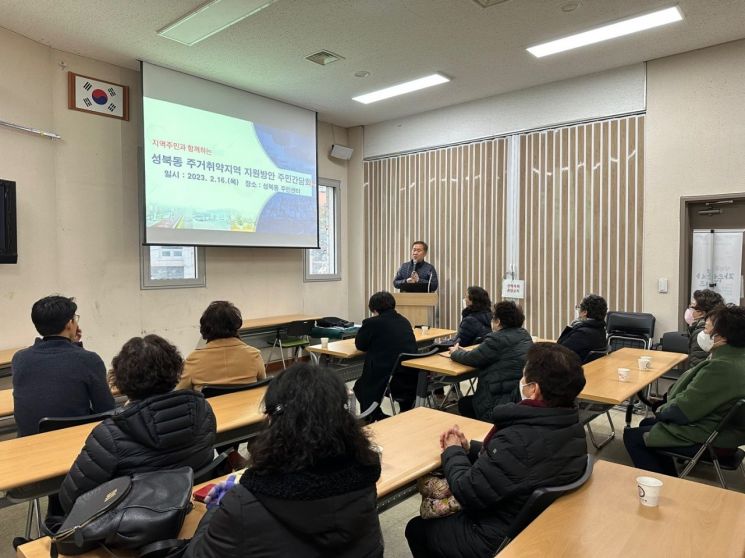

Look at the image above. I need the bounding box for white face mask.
[519,381,535,400]
[697,331,715,353]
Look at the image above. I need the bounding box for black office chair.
[385,347,440,415]
[584,346,609,363]
[8,410,116,539]
[658,331,689,380]
[606,311,656,351]
[269,320,316,369]
[495,454,594,553]
[201,376,273,398]
[658,398,745,489]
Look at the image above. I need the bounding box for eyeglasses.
[73,314,80,322]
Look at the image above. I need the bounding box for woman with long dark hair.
[184,363,384,558]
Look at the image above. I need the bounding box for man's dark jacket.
[12,337,115,437]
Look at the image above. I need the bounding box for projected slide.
[142,62,318,248]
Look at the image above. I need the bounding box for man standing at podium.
[393,241,438,292]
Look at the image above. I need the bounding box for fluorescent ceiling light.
[527,6,683,58]
[158,0,277,46]
[353,74,450,104]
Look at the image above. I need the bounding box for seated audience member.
[354,291,417,420]
[12,295,114,437]
[557,294,608,363]
[624,304,745,476]
[685,289,724,368]
[183,363,383,558]
[450,301,532,421]
[58,334,216,513]
[406,343,588,558]
[454,286,493,346]
[178,300,266,391]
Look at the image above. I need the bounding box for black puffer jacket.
[687,317,708,368]
[450,328,532,420]
[184,456,384,558]
[456,308,492,347]
[59,390,216,512]
[423,402,588,558]
[557,318,607,363]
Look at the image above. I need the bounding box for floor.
[2,391,743,558]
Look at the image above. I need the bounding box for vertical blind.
[364,115,644,338]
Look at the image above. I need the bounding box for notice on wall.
[691,231,743,304]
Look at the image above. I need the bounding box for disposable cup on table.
[637,476,663,507]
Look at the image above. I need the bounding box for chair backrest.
[660,331,689,354]
[384,347,440,402]
[709,399,745,445]
[286,320,315,337]
[38,409,116,433]
[584,346,609,364]
[193,450,230,484]
[606,311,656,338]
[503,454,594,541]
[608,334,650,352]
[201,377,273,398]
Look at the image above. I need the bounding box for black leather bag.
[317,316,354,328]
[50,467,194,556]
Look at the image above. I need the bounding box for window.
[304,178,341,281]
[141,245,206,289]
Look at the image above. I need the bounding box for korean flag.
[73,74,125,118]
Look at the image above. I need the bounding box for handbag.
[50,467,194,557]
[417,472,461,519]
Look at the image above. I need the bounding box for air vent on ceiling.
[305,50,345,66]
[472,0,511,7]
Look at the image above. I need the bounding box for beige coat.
[178,337,266,391]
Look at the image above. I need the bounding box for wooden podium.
[393,293,438,327]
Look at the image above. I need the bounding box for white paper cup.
[637,476,663,507]
[638,358,651,371]
[421,326,430,335]
[321,337,329,349]
[618,367,631,382]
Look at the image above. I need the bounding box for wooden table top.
[240,314,321,331]
[307,327,456,359]
[579,348,687,405]
[401,350,476,377]
[0,387,268,492]
[0,346,24,367]
[0,389,13,418]
[499,460,745,558]
[18,408,491,558]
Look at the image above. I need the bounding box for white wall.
[0,27,349,365]
[363,64,646,158]
[644,38,745,335]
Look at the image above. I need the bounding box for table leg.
[625,395,636,427]
[414,370,429,408]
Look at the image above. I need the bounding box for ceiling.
[1,0,745,127]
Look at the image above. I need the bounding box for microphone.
[427,272,432,293]
[411,259,416,277]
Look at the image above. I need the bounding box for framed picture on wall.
[68,72,129,121]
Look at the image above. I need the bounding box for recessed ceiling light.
[157,0,277,46]
[353,73,450,104]
[527,5,683,58]
[354,70,371,78]
[305,50,345,66]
